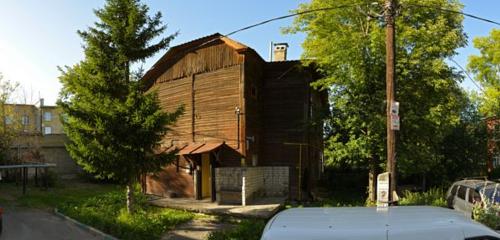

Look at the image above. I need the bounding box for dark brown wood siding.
[148,43,243,150]
[146,156,194,198]
[260,61,323,199]
[154,43,243,83]
[243,52,265,166]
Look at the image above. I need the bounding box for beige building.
[40,105,64,135]
[3,104,39,134]
[2,102,79,177]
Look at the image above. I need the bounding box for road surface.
[0,208,100,240]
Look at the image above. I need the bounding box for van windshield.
[482,186,500,203]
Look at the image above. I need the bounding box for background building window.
[4,116,12,125]
[44,111,52,121]
[44,126,52,135]
[21,115,29,125]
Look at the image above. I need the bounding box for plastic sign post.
[377,172,390,207]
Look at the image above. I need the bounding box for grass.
[58,190,194,240]
[207,219,266,240]
[0,180,195,240]
[0,181,120,209]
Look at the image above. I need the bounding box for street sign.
[390,101,400,130]
[391,114,400,130]
[377,172,390,207]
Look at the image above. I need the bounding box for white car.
[260,206,500,240]
[446,179,500,218]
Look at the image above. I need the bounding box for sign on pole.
[390,101,400,130]
[377,172,390,207]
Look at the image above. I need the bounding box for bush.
[398,188,446,207]
[59,190,194,240]
[207,219,266,240]
[473,203,500,230]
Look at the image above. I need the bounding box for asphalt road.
[0,208,100,240]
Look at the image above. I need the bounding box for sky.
[0,0,498,105]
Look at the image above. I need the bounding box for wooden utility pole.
[385,0,397,202]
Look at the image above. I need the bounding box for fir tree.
[58,0,180,212]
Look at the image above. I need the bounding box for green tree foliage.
[439,97,488,182]
[468,29,500,117]
[287,0,468,183]
[0,73,19,163]
[58,0,180,212]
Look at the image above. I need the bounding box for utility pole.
[384,0,397,202]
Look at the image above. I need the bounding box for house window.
[44,126,52,135]
[4,116,12,125]
[44,111,52,121]
[21,115,29,125]
[493,153,500,168]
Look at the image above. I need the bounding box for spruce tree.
[58,0,180,212]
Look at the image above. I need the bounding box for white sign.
[391,101,399,115]
[391,115,400,130]
[377,172,390,207]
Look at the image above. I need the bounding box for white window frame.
[44,111,52,121]
[4,116,12,125]
[21,115,29,125]
[44,126,52,135]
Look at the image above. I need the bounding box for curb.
[53,208,118,240]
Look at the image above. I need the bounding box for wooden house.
[143,33,327,203]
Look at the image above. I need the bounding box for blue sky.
[0,0,498,105]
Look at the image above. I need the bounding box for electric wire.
[449,58,484,92]
[404,3,500,27]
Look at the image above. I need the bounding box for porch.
[149,195,285,219]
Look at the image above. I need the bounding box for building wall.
[215,166,289,205]
[40,106,64,135]
[3,104,39,133]
[260,61,324,200]
[146,156,195,198]
[8,134,80,177]
[148,43,244,154]
[243,52,265,166]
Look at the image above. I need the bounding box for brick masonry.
[215,166,289,205]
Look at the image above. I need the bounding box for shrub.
[207,219,266,240]
[398,188,446,207]
[473,203,500,230]
[59,190,194,240]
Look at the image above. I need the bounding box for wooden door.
[201,153,211,198]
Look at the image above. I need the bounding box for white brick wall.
[216,166,289,206]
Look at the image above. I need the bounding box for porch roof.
[191,142,224,154]
[177,142,225,155]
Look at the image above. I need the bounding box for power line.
[404,3,500,26]
[449,58,484,92]
[195,4,360,50]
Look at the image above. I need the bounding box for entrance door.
[201,153,211,198]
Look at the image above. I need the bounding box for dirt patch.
[162,215,234,240]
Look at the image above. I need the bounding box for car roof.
[261,206,500,240]
[454,179,496,190]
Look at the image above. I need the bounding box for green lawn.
[0,180,195,240]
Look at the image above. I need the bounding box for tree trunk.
[126,182,134,213]
[368,156,377,203]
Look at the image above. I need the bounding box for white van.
[446,179,500,218]
[260,206,500,240]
